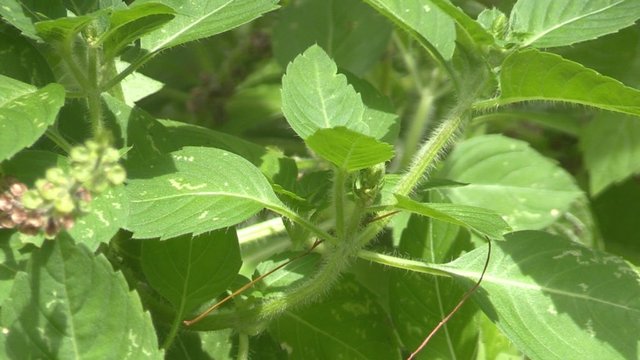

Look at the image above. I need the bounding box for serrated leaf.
[269,275,401,360]
[67,186,129,251]
[436,231,640,360]
[306,127,394,171]
[0,234,162,359]
[136,0,279,53]
[509,0,640,48]
[394,195,510,239]
[362,0,456,60]
[0,0,66,40]
[126,146,285,239]
[580,113,640,195]
[141,230,241,316]
[272,0,392,76]
[440,134,582,230]
[100,3,176,59]
[281,45,369,139]
[0,76,65,161]
[493,49,640,117]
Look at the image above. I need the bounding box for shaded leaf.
[0,234,162,359]
[272,0,392,76]
[0,27,55,86]
[0,76,65,161]
[437,231,640,360]
[362,0,456,60]
[0,0,66,40]
[125,146,285,239]
[440,134,582,230]
[580,113,640,195]
[141,230,241,316]
[269,275,401,360]
[394,194,510,239]
[136,0,279,53]
[509,0,640,48]
[306,127,394,171]
[492,49,640,117]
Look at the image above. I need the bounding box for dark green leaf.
[306,127,394,171]
[394,194,511,239]
[100,3,176,59]
[272,0,392,76]
[0,231,26,305]
[141,230,241,316]
[0,76,65,162]
[440,134,582,230]
[35,15,95,43]
[438,231,640,360]
[269,275,401,360]
[136,0,279,53]
[0,27,55,86]
[362,0,456,60]
[492,49,640,117]
[0,0,66,40]
[509,0,640,48]
[580,113,640,195]
[0,235,162,359]
[125,146,285,239]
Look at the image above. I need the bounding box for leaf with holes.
[509,0,640,48]
[435,231,640,360]
[0,234,162,359]
[125,146,285,239]
[0,76,65,162]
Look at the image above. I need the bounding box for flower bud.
[9,181,27,197]
[22,190,44,209]
[70,146,91,163]
[102,148,120,163]
[0,194,14,212]
[46,168,69,186]
[53,195,75,214]
[0,215,16,229]
[106,165,126,186]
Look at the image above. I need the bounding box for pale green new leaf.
[489,49,640,117]
[0,235,162,359]
[126,146,285,239]
[362,0,456,60]
[440,134,582,230]
[270,275,401,360]
[136,0,279,53]
[35,15,95,43]
[580,113,640,195]
[306,127,394,171]
[281,45,369,139]
[509,0,640,48]
[437,231,640,360]
[141,230,241,316]
[394,194,511,239]
[0,76,65,161]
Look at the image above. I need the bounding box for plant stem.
[45,128,72,153]
[161,311,183,350]
[357,249,451,277]
[237,333,250,360]
[267,204,338,245]
[86,44,104,134]
[399,89,435,169]
[333,168,347,240]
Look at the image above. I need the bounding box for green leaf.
[100,3,176,59]
[306,127,394,171]
[0,27,55,86]
[362,0,456,60]
[489,49,640,117]
[0,76,65,162]
[35,15,96,43]
[580,113,640,195]
[272,0,392,76]
[440,134,582,230]
[0,234,162,359]
[427,0,494,46]
[116,60,164,106]
[136,0,279,53]
[168,329,235,360]
[125,146,285,239]
[0,0,66,40]
[63,0,126,15]
[509,0,640,48]
[281,45,368,139]
[67,186,129,251]
[394,194,511,239]
[0,231,26,306]
[437,231,640,360]
[141,230,241,316]
[269,275,401,360]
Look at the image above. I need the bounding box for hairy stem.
[237,333,250,360]
[333,168,347,240]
